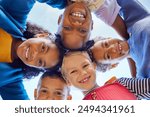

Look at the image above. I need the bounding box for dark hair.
[23,22,52,38]
[12,22,52,79]
[41,71,66,84]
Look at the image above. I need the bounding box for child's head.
[57,2,93,49]
[16,35,60,69]
[34,71,72,100]
[16,22,60,69]
[91,37,129,64]
[61,51,96,92]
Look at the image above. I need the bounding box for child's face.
[62,52,96,91]
[17,37,59,69]
[34,76,71,100]
[57,2,93,49]
[91,38,129,64]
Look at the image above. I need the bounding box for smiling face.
[62,52,96,91]
[34,76,71,100]
[57,2,93,49]
[91,38,129,64]
[17,37,59,69]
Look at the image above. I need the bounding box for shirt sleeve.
[37,0,68,9]
[94,0,121,26]
[0,7,23,38]
[117,78,150,100]
[0,80,29,100]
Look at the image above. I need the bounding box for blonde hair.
[61,51,92,79]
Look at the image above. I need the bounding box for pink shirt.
[83,82,137,100]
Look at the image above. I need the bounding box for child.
[61,51,150,100]
[57,2,93,49]
[90,35,150,78]
[34,71,72,100]
[0,23,62,100]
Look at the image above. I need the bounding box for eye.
[55,91,64,96]
[70,70,77,74]
[78,28,87,33]
[63,26,72,31]
[38,59,43,67]
[103,41,109,48]
[40,89,48,93]
[105,53,111,60]
[41,43,46,52]
[83,64,89,68]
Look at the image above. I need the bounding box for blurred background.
[23,0,150,100]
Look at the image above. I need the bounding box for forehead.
[63,52,90,69]
[41,77,66,87]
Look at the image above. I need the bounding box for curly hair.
[13,22,53,79]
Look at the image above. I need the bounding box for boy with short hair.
[34,71,72,100]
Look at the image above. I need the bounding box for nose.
[31,48,39,60]
[81,69,88,76]
[47,94,55,100]
[108,44,117,53]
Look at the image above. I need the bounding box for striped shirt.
[117,78,150,100]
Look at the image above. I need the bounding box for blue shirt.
[128,16,150,78]
[117,0,150,78]
[0,0,67,38]
[0,63,29,100]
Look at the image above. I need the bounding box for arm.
[117,78,150,100]
[111,15,129,39]
[0,80,29,100]
[127,58,136,77]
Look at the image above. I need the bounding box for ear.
[67,95,72,100]
[58,14,63,25]
[34,33,49,38]
[34,89,37,100]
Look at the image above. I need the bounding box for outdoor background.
[23,0,150,100]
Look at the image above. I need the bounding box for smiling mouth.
[71,12,85,18]
[118,42,123,54]
[25,46,30,60]
[79,76,90,83]
[70,11,86,25]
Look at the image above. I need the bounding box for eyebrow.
[55,89,64,91]
[39,86,48,90]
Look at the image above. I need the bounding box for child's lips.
[24,46,31,61]
[79,76,90,83]
[117,42,122,54]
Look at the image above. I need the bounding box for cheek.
[37,93,46,99]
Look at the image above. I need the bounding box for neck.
[11,37,23,60]
[83,83,99,96]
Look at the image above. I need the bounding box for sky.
[23,0,150,100]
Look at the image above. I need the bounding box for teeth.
[25,47,29,59]
[118,43,122,54]
[71,12,84,18]
[118,43,122,51]
[79,77,89,83]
